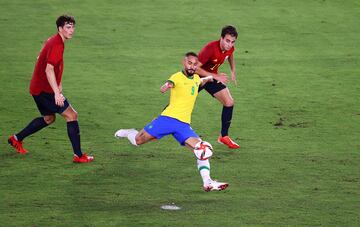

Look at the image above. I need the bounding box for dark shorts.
[199,79,227,97]
[33,92,70,116]
[144,116,199,146]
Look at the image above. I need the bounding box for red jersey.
[198,40,234,74]
[29,33,64,95]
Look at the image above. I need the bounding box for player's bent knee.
[193,141,213,160]
[72,112,78,120]
[63,111,78,121]
[44,115,56,124]
[224,99,234,107]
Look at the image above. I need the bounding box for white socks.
[127,129,138,146]
[197,159,211,184]
[115,129,139,146]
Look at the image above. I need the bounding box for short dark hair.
[185,52,198,58]
[221,25,238,38]
[56,15,76,30]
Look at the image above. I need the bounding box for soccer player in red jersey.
[196,25,240,149]
[8,15,93,163]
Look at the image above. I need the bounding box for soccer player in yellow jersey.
[115,52,229,192]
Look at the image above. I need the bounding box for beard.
[185,69,195,77]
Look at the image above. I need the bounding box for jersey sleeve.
[47,44,62,66]
[198,43,213,65]
[167,73,179,87]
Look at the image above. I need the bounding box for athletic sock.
[67,121,82,157]
[127,129,139,146]
[197,159,211,184]
[16,117,48,141]
[221,106,234,137]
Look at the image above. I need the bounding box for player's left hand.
[216,73,228,84]
[55,92,65,107]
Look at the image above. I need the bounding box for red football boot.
[73,153,94,163]
[8,135,28,154]
[218,136,240,149]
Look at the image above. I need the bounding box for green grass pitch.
[0,0,359,226]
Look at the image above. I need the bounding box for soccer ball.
[194,141,213,160]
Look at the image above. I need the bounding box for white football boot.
[203,180,229,192]
[114,128,137,138]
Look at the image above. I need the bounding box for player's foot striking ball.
[115,52,229,191]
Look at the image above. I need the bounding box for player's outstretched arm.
[160,81,174,93]
[200,76,214,86]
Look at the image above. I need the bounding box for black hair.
[56,15,76,30]
[221,25,238,38]
[185,52,198,58]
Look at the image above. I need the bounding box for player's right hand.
[55,93,65,107]
[216,73,228,84]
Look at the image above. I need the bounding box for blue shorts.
[144,116,199,146]
[33,92,70,116]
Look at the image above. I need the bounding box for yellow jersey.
[161,71,201,124]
